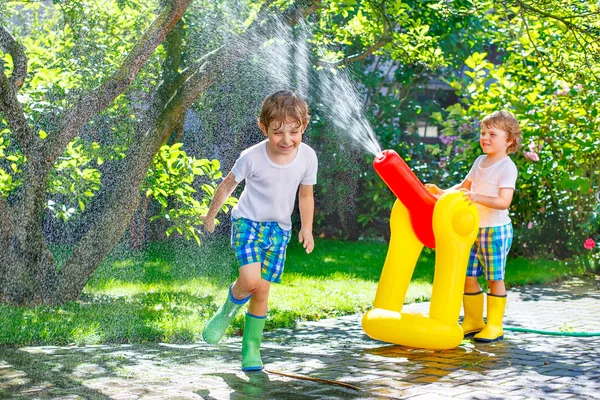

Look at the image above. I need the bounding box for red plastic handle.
[373,149,437,248]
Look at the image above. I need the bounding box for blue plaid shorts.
[467,223,513,281]
[231,217,292,283]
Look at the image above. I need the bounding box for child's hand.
[424,183,444,197]
[200,215,216,233]
[461,190,479,205]
[298,229,314,254]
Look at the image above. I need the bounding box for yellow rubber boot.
[461,291,485,337]
[474,294,506,342]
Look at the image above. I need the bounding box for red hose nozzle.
[373,150,436,248]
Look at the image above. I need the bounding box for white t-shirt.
[231,140,318,230]
[465,155,518,227]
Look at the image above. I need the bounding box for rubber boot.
[202,284,251,344]
[242,312,266,371]
[474,294,507,342]
[461,291,486,337]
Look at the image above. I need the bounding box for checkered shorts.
[231,217,292,283]
[467,223,513,281]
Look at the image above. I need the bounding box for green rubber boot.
[241,312,266,371]
[202,285,250,345]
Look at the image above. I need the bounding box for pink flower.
[524,151,539,162]
[527,222,533,229]
[584,238,596,250]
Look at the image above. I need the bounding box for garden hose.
[265,369,361,391]
[504,326,600,337]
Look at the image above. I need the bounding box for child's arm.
[201,172,238,233]
[462,187,514,209]
[425,179,471,197]
[298,184,315,254]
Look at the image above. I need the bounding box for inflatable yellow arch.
[362,150,478,350]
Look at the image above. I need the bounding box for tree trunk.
[130,194,150,250]
[0,159,59,304]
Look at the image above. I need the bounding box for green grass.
[0,238,579,346]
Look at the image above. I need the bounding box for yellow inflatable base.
[360,191,478,350]
[362,308,464,349]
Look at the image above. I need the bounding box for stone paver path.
[1,277,599,399]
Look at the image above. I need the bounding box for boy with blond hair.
[201,90,318,370]
[426,110,522,342]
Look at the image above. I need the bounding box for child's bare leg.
[464,276,481,293]
[248,279,271,316]
[242,277,270,371]
[488,280,506,296]
[202,262,261,345]
[232,262,262,300]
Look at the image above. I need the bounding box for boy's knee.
[236,274,261,293]
[246,278,263,293]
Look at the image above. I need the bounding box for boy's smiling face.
[260,119,305,158]
[480,125,513,156]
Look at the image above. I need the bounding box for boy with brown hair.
[426,110,522,342]
[201,90,318,370]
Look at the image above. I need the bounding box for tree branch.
[317,0,392,68]
[0,26,27,91]
[513,0,599,80]
[321,35,392,68]
[0,196,14,239]
[0,55,36,154]
[46,0,193,169]
[513,0,590,31]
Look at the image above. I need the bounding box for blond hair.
[481,110,522,154]
[258,90,310,130]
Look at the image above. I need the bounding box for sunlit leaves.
[143,144,236,245]
[0,126,24,197]
[48,139,102,221]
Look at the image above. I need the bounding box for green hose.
[504,326,600,337]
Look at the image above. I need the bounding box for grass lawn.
[0,237,579,346]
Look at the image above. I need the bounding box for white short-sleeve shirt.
[231,140,318,230]
[465,155,518,227]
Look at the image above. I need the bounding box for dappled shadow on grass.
[87,238,435,285]
[0,291,217,346]
[81,239,239,288]
[285,238,436,283]
[65,238,581,291]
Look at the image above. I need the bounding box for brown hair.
[258,90,310,130]
[481,110,522,154]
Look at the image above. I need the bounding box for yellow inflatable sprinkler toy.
[362,150,479,350]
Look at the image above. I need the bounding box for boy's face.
[480,125,513,156]
[260,119,305,157]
